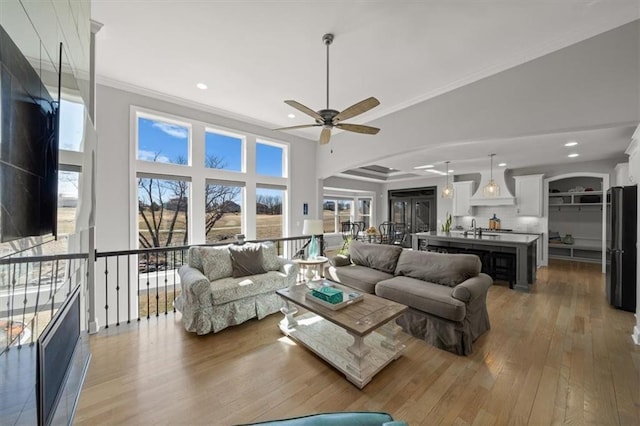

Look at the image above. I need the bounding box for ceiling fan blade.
[273,124,322,131]
[333,97,380,122]
[335,123,380,135]
[320,128,332,145]
[284,100,323,122]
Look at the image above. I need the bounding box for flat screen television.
[0,24,59,243]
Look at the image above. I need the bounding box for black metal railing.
[93,234,324,329]
[0,253,88,355]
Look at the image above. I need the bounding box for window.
[256,187,284,239]
[323,200,336,233]
[58,99,84,151]
[205,130,243,172]
[256,142,284,177]
[338,201,353,226]
[137,116,189,165]
[57,171,79,236]
[137,176,189,248]
[205,182,243,243]
[357,199,371,229]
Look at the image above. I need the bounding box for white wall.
[318,21,639,178]
[94,84,317,252]
[627,133,640,345]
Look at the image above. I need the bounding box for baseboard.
[633,325,640,346]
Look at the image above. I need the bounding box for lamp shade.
[303,219,323,235]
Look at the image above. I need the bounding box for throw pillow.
[331,254,351,267]
[198,246,233,281]
[229,244,267,278]
[349,241,403,274]
[260,241,282,271]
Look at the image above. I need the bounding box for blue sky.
[138,117,283,177]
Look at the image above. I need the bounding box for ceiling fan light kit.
[274,33,380,145]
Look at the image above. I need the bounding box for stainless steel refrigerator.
[606,185,637,312]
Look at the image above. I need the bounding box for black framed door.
[388,187,437,246]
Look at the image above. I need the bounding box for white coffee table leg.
[279,301,298,330]
[345,332,371,386]
[378,320,404,353]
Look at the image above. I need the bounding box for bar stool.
[492,252,517,289]
[465,249,492,275]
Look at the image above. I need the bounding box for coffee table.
[276,281,408,389]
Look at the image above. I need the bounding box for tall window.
[205,130,243,172]
[338,201,353,226]
[357,199,371,229]
[323,200,336,233]
[58,99,84,151]
[57,171,79,236]
[137,177,189,248]
[256,187,284,239]
[137,116,189,165]
[205,182,243,243]
[256,141,285,177]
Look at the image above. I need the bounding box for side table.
[293,256,329,283]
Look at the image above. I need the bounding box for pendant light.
[441,161,454,199]
[483,154,500,197]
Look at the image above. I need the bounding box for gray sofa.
[327,241,492,355]
[175,242,298,335]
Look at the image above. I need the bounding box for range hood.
[469,169,516,206]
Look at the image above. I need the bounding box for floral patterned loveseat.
[175,242,298,335]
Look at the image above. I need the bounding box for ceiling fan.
[275,33,380,145]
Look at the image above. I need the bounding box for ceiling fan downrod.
[323,33,333,110]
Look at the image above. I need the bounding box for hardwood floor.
[75,260,640,425]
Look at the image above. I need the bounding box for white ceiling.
[92,1,640,179]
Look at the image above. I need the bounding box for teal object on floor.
[238,411,407,425]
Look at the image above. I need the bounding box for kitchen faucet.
[471,218,477,237]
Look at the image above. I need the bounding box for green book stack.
[311,286,343,304]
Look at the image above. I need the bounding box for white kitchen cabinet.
[452,181,475,216]
[514,174,543,217]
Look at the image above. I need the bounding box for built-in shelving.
[547,177,605,265]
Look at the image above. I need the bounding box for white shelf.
[550,190,603,197]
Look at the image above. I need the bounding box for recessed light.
[565,141,578,147]
[287,113,296,119]
[498,162,507,167]
[414,164,434,169]
[196,82,208,90]
[568,153,579,158]
[448,170,454,174]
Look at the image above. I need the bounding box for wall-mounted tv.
[0,24,59,243]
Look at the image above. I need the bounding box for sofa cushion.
[349,241,403,274]
[187,246,203,271]
[229,244,267,278]
[327,264,394,294]
[395,250,481,287]
[260,241,282,271]
[376,276,466,322]
[198,246,233,281]
[210,271,289,304]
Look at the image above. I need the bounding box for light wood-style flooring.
[75,260,640,425]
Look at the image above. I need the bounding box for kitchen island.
[412,231,539,292]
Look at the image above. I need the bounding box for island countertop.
[413,231,539,246]
[412,232,539,292]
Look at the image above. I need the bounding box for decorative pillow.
[260,241,282,271]
[197,246,233,281]
[395,250,481,287]
[349,241,403,274]
[331,254,351,267]
[187,246,203,271]
[229,244,267,278]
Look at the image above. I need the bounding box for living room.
[1,1,639,425]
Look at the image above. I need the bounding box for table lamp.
[302,219,323,259]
